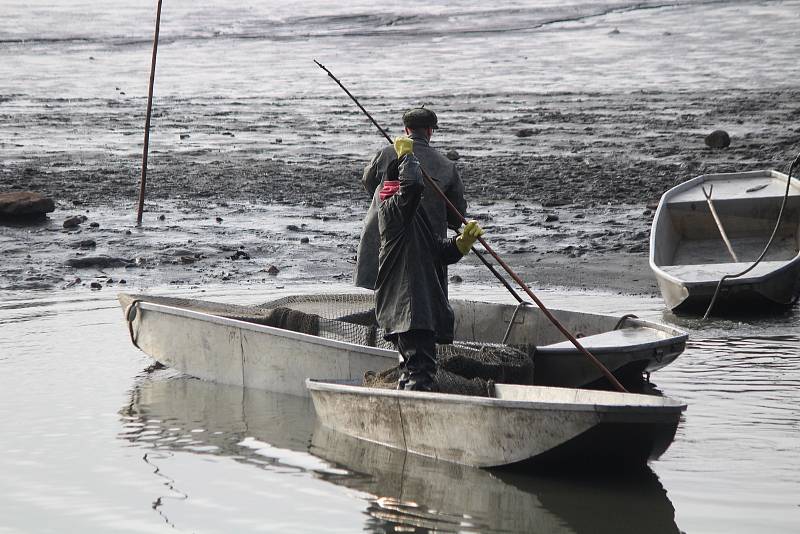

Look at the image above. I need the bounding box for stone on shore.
[65,255,133,268]
[0,191,55,219]
[704,130,731,148]
[63,215,87,228]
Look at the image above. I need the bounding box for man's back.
[355,134,466,290]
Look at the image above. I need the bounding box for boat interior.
[652,174,800,282]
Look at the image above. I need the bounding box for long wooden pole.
[315,60,627,393]
[137,0,164,226]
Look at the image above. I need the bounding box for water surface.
[1,285,798,532]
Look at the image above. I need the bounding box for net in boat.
[257,293,534,396]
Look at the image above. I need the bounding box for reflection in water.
[121,374,679,533]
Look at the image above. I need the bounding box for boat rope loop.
[125,299,143,350]
[703,154,800,319]
[501,301,534,345]
[614,314,639,330]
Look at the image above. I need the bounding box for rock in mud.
[65,255,133,268]
[515,128,536,138]
[69,239,97,249]
[90,281,103,289]
[0,191,55,219]
[705,130,731,148]
[544,214,559,222]
[446,149,460,161]
[63,215,87,228]
[300,237,310,244]
[449,274,463,283]
[229,250,250,260]
[266,265,280,275]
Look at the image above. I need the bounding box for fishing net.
[258,293,535,396]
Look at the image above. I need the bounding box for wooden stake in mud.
[315,60,628,393]
[137,0,164,226]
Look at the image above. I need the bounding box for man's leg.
[396,329,437,391]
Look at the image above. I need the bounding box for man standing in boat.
[355,107,467,290]
[376,137,483,392]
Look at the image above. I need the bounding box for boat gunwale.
[130,299,398,359]
[306,378,687,415]
[128,295,688,359]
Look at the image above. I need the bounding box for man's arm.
[445,165,467,230]
[437,236,464,266]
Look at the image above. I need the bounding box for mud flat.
[2,88,799,296]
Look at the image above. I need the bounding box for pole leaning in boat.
[315,60,628,393]
[701,184,738,262]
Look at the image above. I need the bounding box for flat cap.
[402,107,438,130]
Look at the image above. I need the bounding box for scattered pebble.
[300,237,310,244]
[267,265,280,275]
[90,281,103,289]
[215,217,223,223]
[446,149,460,161]
[515,128,536,138]
[545,214,559,222]
[89,222,99,228]
[63,215,86,228]
[449,275,463,283]
[229,250,250,260]
[180,134,190,140]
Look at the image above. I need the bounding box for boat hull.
[120,293,687,395]
[307,379,685,468]
[120,294,396,397]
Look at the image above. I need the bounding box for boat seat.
[659,260,793,283]
[540,327,668,350]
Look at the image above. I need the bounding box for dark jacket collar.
[409,132,430,147]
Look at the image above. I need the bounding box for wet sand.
[3,88,799,296]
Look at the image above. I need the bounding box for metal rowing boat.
[649,170,800,312]
[307,378,686,468]
[119,292,687,396]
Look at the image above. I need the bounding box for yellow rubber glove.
[456,220,485,255]
[394,136,413,159]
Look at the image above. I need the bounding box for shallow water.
[0,284,798,533]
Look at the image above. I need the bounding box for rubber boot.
[397,330,438,392]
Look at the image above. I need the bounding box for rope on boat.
[703,154,800,319]
[614,314,639,330]
[125,299,142,350]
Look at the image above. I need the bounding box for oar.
[702,184,738,262]
[315,60,628,393]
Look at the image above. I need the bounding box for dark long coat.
[354,134,466,289]
[375,156,463,343]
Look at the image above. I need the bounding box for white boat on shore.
[119,292,687,397]
[307,378,686,468]
[649,170,800,312]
